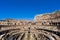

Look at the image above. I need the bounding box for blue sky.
[0,0,60,20]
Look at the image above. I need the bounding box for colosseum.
[0,10,60,40]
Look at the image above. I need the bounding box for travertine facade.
[34,10,60,25]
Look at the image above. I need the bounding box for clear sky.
[0,0,60,20]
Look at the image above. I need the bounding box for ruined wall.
[34,11,60,25]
